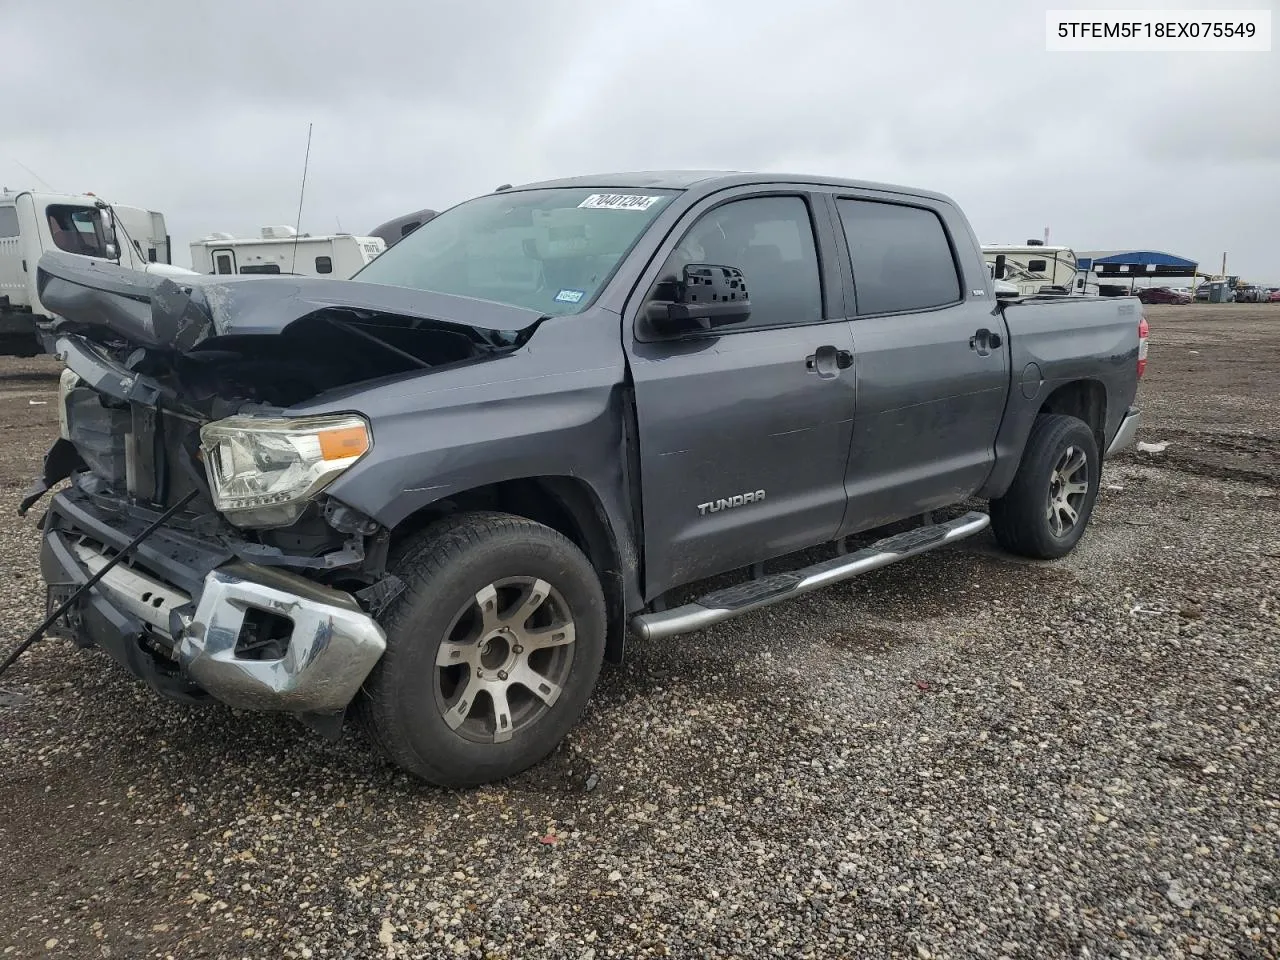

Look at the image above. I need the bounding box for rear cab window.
[0,206,19,238]
[836,199,961,315]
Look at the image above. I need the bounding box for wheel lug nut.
[498,670,508,681]
[513,645,523,654]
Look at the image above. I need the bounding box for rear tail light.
[1137,314,1149,379]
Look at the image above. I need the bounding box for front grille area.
[64,387,128,484]
[65,387,206,509]
[157,410,206,509]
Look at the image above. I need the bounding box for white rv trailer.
[190,226,385,279]
[981,241,1098,296]
[0,189,195,356]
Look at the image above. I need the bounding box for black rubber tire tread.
[354,510,606,788]
[990,414,1100,560]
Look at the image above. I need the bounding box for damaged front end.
[24,251,542,724]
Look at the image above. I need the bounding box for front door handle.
[805,344,848,379]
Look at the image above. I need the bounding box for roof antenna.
[12,158,54,191]
[290,123,313,275]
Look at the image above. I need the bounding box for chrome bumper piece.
[72,545,385,713]
[1107,408,1141,456]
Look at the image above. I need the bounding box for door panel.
[839,306,1008,533]
[833,196,1009,536]
[10,194,44,310]
[630,324,855,594]
[624,190,855,598]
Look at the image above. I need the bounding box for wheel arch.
[1037,378,1107,455]
[980,376,1110,501]
[389,475,632,663]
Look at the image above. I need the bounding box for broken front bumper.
[40,489,385,714]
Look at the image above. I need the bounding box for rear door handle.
[969,328,1003,355]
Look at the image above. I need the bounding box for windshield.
[354,187,676,315]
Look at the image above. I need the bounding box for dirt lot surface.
[1,305,1277,959]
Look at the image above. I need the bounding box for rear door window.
[836,199,961,315]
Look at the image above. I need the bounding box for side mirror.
[98,206,120,261]
[645,263,751,336]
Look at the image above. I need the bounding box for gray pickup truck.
[22,172,1146,787]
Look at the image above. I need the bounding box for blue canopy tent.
[1077,250,1199,282]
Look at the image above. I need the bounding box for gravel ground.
[1,305,1277,959]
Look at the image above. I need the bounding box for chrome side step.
[630,511,991,641]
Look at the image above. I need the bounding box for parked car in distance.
[1138,286,1191,305]
[1269,288,1280,303]
[1234,284,1268,303]
[26,170,1148,788]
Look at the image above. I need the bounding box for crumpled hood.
[36,249,544,352]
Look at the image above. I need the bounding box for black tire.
[990,414,1100,560]
[355,511,606,787]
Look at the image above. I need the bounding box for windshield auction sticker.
[1046,9,1271,50]
[578,194,665,211]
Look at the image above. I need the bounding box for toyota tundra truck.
[20,172,1146,787]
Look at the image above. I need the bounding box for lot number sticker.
[578,194,664,211]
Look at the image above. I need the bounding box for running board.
[630,511,991,641]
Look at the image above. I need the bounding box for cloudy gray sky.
[3,0,1276,279]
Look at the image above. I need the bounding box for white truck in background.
[0,189,196,356]
[111,204,173,266]
[190,226,385,279]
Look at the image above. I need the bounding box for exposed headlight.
[57,367,81,440]
[199,414,370,528]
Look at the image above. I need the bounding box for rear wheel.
[356,511,606,787]
[990,414,1100,560]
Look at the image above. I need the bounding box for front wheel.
[356,511,606,787]
[990,414,1101,560]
